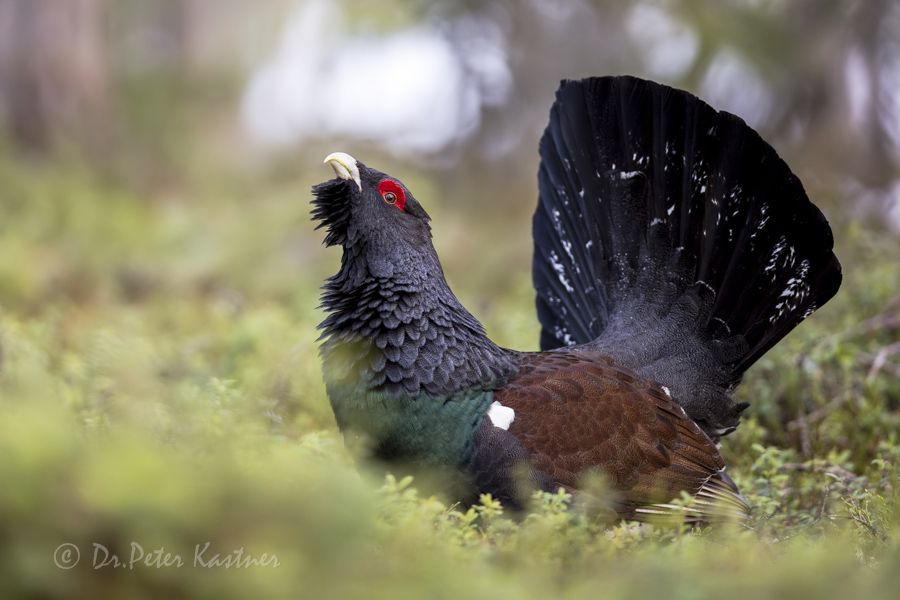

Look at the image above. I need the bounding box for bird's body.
[312,76,841,520]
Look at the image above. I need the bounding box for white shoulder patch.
[487,401,515,430]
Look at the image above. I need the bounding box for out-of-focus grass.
[0,151,899,600]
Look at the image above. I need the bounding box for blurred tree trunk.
[0,0,111,155]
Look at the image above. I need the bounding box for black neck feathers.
[313,176,518,399]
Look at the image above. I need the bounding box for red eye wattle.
[377,180,406,211]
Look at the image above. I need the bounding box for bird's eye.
[377,180,406,211]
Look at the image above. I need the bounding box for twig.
[813,484,830,524]
[776,462,860,482]
[848,512,882,540]
[797,405,811,456]
[842,295,900,338]
[867,341,900,381]
[786,391,853,432]
[844,496,888,543]
[764,495,788,520]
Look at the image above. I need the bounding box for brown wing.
[496,350,749,520]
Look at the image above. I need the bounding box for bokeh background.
[1,1,899,598]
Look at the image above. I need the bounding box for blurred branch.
[844,295,900,338]
[867,341,900,381]
[0,0,112,155]
[786,391,854,433]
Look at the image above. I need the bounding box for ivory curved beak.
[324,152,362,191]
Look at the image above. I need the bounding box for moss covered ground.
[0,150,898,599]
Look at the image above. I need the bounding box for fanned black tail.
[532,76,842,437]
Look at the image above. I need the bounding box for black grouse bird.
[312,76,842,521]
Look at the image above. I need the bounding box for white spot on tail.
[549,251,574,292]
[488,401,515,430]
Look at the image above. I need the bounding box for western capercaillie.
[312,76,842,521]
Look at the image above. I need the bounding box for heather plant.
[0,152,898,599]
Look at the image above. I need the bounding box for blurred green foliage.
[0,1,899,597]
[0,141,899,599]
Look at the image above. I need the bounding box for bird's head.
[313,152,431,242]
[312,152,438,281]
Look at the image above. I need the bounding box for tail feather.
[532,76,841,437]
